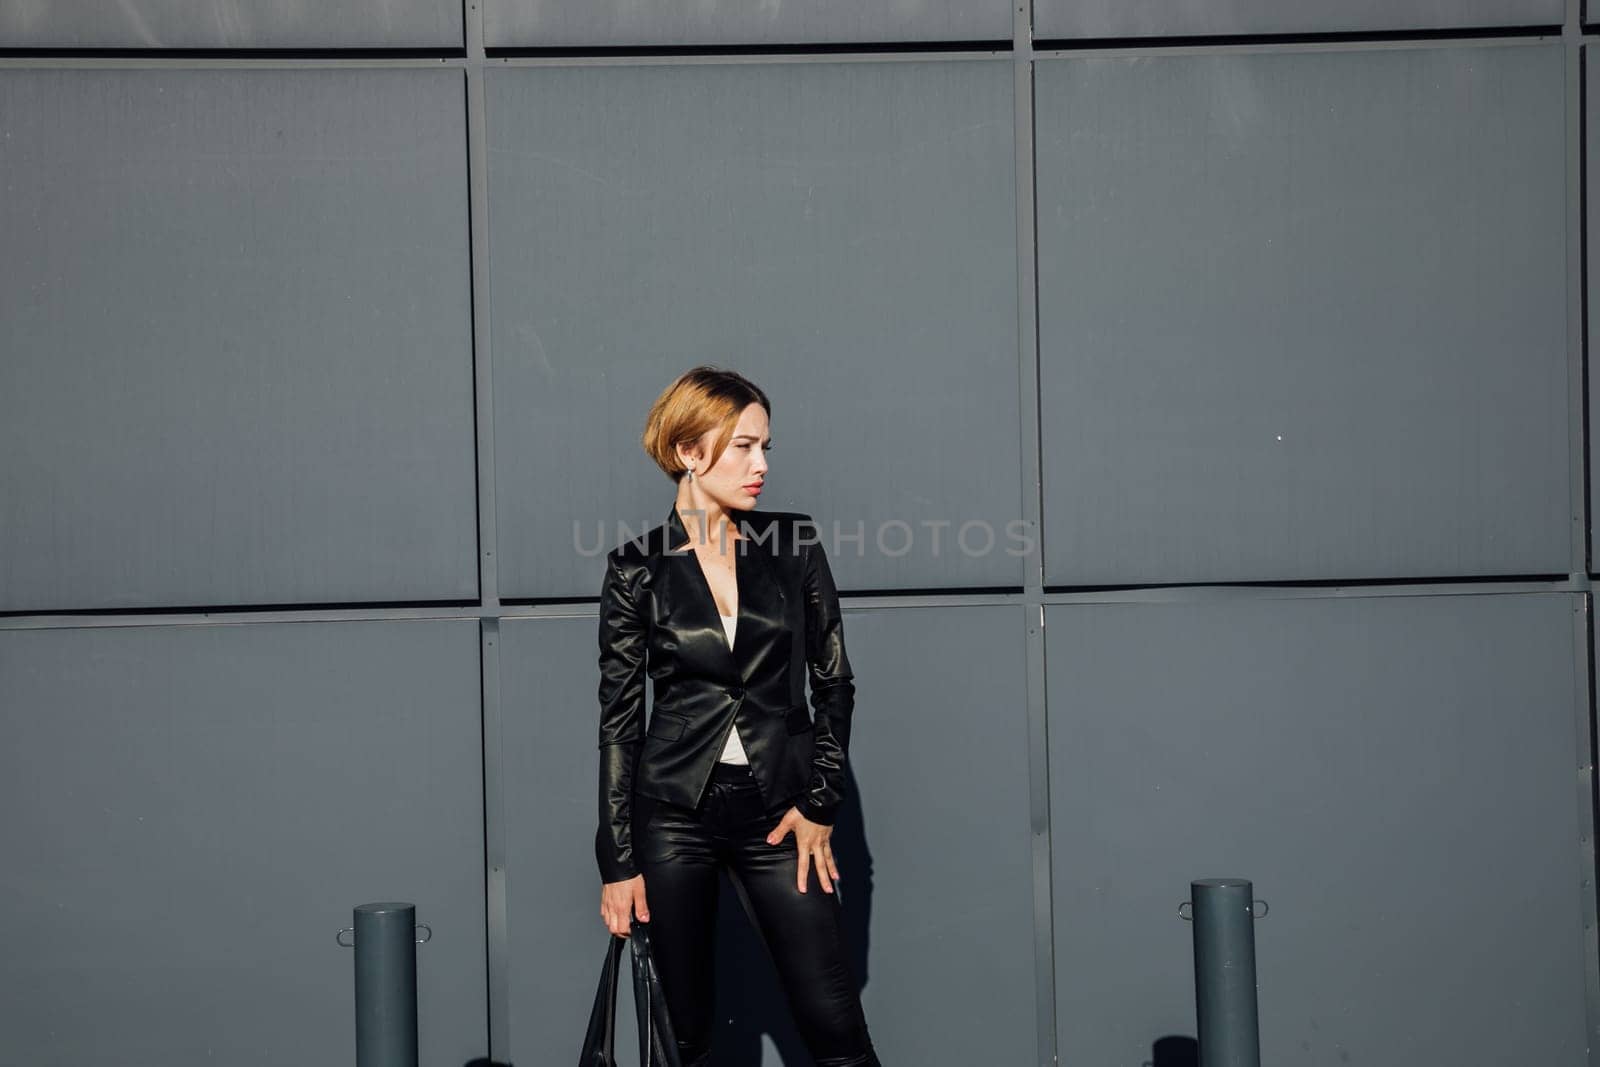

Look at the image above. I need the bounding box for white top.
[716,612,749,765]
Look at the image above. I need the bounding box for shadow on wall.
[712,765,875,1066]
[1145,1034,1198,1066]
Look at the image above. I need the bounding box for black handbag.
[578,918,685,1067]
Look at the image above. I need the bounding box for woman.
[595,366,882,1067]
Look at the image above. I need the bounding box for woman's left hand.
[767,806,839,894]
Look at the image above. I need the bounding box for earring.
[687,467,695,481]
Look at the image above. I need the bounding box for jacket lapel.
[731,531,783,685]
[661,504,782,685]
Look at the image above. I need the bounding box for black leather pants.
[635,761,881,1067]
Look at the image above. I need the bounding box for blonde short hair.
[643,365,771,482]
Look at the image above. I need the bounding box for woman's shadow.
[712,766,874,1065]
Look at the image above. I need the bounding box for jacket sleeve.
[797,518,856,826]
[595,549,647,883]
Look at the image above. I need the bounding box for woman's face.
[682,402,770,513]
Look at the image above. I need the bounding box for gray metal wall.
[1,3,1596,1066]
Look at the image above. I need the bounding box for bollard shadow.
[1142,1034,1198,1067]
[711,765,874,1066]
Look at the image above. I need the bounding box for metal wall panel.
[1034,0,1561,39]
[839,603,1035,1064]
[0,619,486,1066]
[1589,45,1600,572]
[1035,45,1568,586]
[500,602,1033,1065]
[0,1,462,49]
[0,69,478,612]
[486,59,1021,599]
[483,0,1012,48]
[1047,592,1588,1065]
[500,614,630,1066]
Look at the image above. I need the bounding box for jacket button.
[727,686,744,700]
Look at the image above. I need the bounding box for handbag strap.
[577,934,626,1066]
[579,921,685,1067]
[628,921,685,1067]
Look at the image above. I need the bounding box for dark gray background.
[1,2,1596,1066]
[1035,44,1568,585]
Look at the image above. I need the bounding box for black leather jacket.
[595,503,855,883]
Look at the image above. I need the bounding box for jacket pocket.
[647,713,688,740]
[785,705,813,734]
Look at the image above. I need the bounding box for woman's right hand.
[600,874,650,937]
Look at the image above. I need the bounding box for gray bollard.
[336,902,433,1067]
[1179,878,1266,1067]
